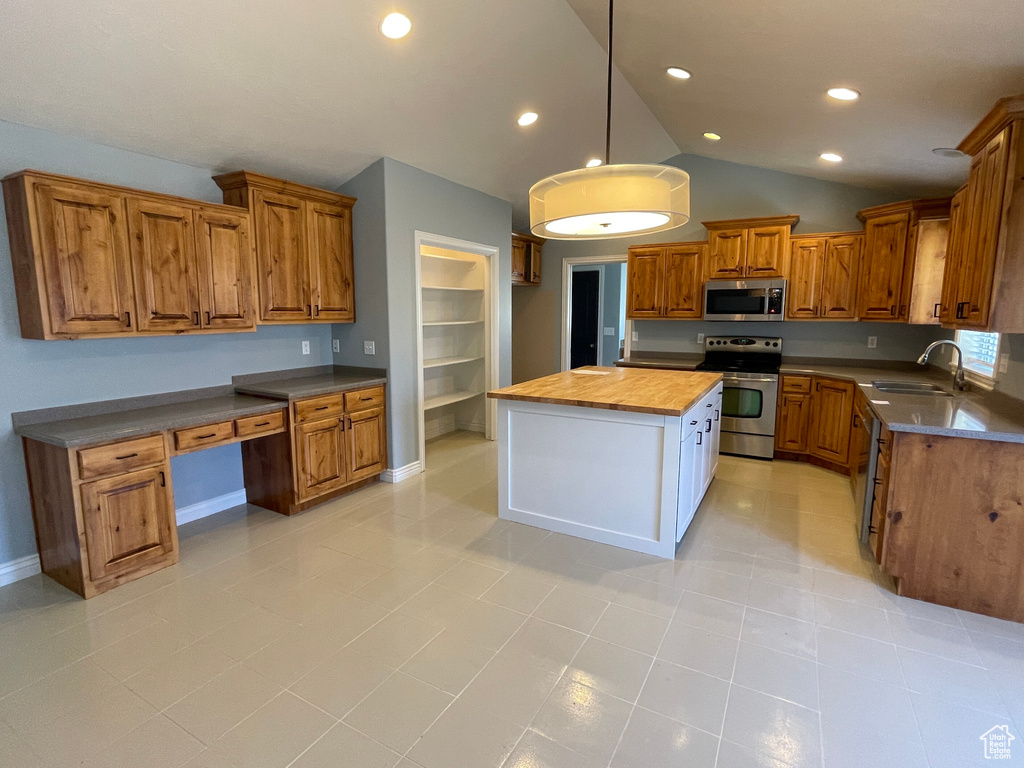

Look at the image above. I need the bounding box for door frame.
[414,231,501,473]
[560,254,626,371]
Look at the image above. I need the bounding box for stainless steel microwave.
[704,279,786,321]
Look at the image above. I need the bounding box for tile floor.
[0,431,1022,768]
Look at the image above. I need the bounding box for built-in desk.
[13,366,387,598]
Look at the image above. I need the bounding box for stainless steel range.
[695,336,782,459]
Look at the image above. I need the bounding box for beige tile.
[80,715,205,768]
[322,527,388,556]
[741,608,817,661]
[343,672,453,753]
[276,545,353,579]
[125,641,237,710]
[345,612,440,667]
[502,730,604,768]
[258,577,353,623]
[243,625,349,687]
[289,723,402,768]
[533,586,609,634]
[401,630,495,694]
[565,638,653,702]
[408,698,524,768]
[313,556,389,594]
[611,577,682,619]
[638,659,730,735]
[434,560,507,597]
[658,621,738,680]
[530,679,633,763]
[0,721,46,768]
[674,591,745,639]
[396,584,476,628]
[732,642,819,710]
[199,607,297,661]
[459,651,562,726]
[165,664,281,746]
[289,647,394,718]
[0,657,119,732]
[721,686,821,767]
[89,620,196,681]
[502,618,587,674]
[610,706,720,768]
[590,604,670,656]
[353,570,431,610]
[445,600,527,651]
[201,692,335,768]
[481,570,556,614]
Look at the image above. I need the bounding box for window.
[955,330,1000,378]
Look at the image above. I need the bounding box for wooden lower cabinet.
[775,392,812,453]
[774,375,856,472]
[296,417,348,500]
[347,407,387,481]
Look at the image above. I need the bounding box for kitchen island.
[488,367,723,558]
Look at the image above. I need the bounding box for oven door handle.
[721,377,777,384]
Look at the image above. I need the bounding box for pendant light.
[529,0,690,240]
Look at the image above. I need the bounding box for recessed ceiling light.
[380,12,412,39]
[820,152,843,163]
[932,147,967,158]
[703,132,722,141]
[586,158,603,168]
[827,87,860,101]
[517,112,539,127]
[666,67,692,80]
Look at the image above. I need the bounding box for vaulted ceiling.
[1,0,1022,220]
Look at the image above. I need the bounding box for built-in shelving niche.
[419,247,490,443]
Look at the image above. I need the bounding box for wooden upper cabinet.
[511,239,527,282]
[786,233,861,321]
[3,170,257,339]
[663,243,705,318]
[194,208,255,331]
[703,216,798,281]
[940,186,968,325]
[858,209,909,320]
[308,201,355,321]
[786,238,826,319]
[127,197,200,332]
[214,171,358,324]
[905,218,950,325]
[626,247,666,317]
[511,232,544,285]
[809,377,855,465]
[821,234,862,319]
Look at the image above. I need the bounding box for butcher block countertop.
[487,367,723,416]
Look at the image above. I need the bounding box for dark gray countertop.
[618,353,1024,444]
[232,365,386,400]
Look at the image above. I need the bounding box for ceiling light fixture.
[667,67,692,80]
[932,147,967,158]
[820,152,843,163]
[530,1,690,240]
[586,158,603,168]
[517,112,539,127]
[379,12,412,39]
[703,132,722,141]
[827,87,860,101]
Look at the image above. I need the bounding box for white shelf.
[423,320,484,327]
[423,253,477,266]
[424,390,485,411]
[423,356,485,370]
[422,285,484,293]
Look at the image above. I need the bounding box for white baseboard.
[0,554,41,587]
[175,489,249,525]
[382,461,422,484]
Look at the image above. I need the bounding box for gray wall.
[512,151,945,379]
[996,334,1024,400]
[335,158,513,470]
[601,263,625,366]
[0,119,333,565]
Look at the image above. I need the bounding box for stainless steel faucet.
[917,340,968,391]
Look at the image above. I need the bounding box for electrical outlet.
[364,340,376,355]
[603,327,615,336]
[697,333,705,344]
[332,339,340,353]
[631,331,639,342]
[867,336,877,349]
[301,340,310,355]
[999,353,1010,374]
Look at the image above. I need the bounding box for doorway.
[570,269,601,368]
[561,255,628,371]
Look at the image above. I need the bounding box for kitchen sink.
[870,380,953,397]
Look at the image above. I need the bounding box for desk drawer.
[235,410,286,438]
[294,394,345,424]
[174,421,235,453]
[344,387,385,412]
[78,435,167,480]
[782,375,812,394]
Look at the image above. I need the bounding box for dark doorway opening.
[570,269,601,369]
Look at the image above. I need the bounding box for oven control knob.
[764,341,770,346]
[773,342,779,347]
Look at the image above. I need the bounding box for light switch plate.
[697,333,705,344]
[603,327,615,336]
[999,353,1010,374]
[332,339,340,353]
[631,331,639,342]
[301,340,310,355]
[364,341,376,355]
[867,336,878,349]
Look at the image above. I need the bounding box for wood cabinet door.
[706,229,747,279]
[511,239,528,283]
[821,235,862,319]
[809,378,855,465]
[775,392,811,453]
[626,248,665,317]
[252,189,311,321]
[307,201,355,322]
[745,226,788,278]
[958,128,1010,327]
[33,183,135,335]
[127,197,200,333]
[663,244,705,318]
[347,407,387,482]
[529,243,542,284]
[786,238,825,319]
[194,208,256,331]
[295,417,347,500]
[940,187,968,325]
[859,212,910,320]
[80,466,177,582]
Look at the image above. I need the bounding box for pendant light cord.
[605,0,614,166]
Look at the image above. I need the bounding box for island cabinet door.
[252,189,311,322]
[346,407,387,482]
[677,420,700,540]
[710,392,723,475]
[308,200,355,322]
[194,208,256,331]
[296,417,348,500]
[626,247,665,317]
[80,466,177,583]
[809,378,855,464]
[663,244,705,318]
[127,197,201,333]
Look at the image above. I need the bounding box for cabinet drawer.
[782,375,812,393]
[78,435,167,480]
[344,387,385,412]
[235,410,286,438]
[294,394,345,424]
[174,421,235,453]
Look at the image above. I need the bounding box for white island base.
[496,382,722,559]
